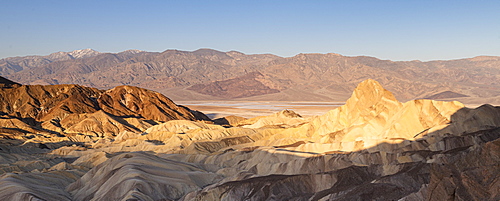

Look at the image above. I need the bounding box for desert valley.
[0,49,498,200]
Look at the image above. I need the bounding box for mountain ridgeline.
[1,49,499,103]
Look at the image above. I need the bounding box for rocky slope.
[0,79,498,200]
[0,76,207,140]
[187,71,281,98]
[2,49,500,104]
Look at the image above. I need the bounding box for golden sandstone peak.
[350,79,398,103]
[310,79,469,146]
[340,79,402,126]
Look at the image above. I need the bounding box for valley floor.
[178,101,344,118]
[179,101,491,119]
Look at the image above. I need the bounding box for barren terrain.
[2,49,500,105]
[178,101,343,118]
[0,78,498,200]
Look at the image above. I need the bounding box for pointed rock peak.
[70,48,98,53]
[275,109,302,118]
[345,79,399,107]
[69,49,101,58]
[355,79,385,91]
[106,85,155,95]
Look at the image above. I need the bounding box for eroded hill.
[0,76,208,140]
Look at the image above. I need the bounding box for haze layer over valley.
[2,49,500,106]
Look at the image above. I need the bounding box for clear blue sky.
[1,0,499,61]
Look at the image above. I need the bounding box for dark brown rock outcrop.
[98,85,198,121]
[0,76,20,88]
[0,76,207,138]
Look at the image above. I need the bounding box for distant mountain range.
[1,48,499,104]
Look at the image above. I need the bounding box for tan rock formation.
[66,152,221,201]
[309,79,464,149]
[213,115,247,126]
[239,109,306,128]
[62,111,155,137]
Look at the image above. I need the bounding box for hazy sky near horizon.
[1,0,499,61]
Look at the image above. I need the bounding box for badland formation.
[0,49,498,200]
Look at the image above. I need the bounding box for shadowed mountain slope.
[0,76,20,88]
[424,90,469,99]
[187,71,280,98]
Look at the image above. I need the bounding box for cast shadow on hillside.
[180,105,500,200]
[0,138,86,154]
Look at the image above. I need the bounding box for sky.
[1,0,499,61]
